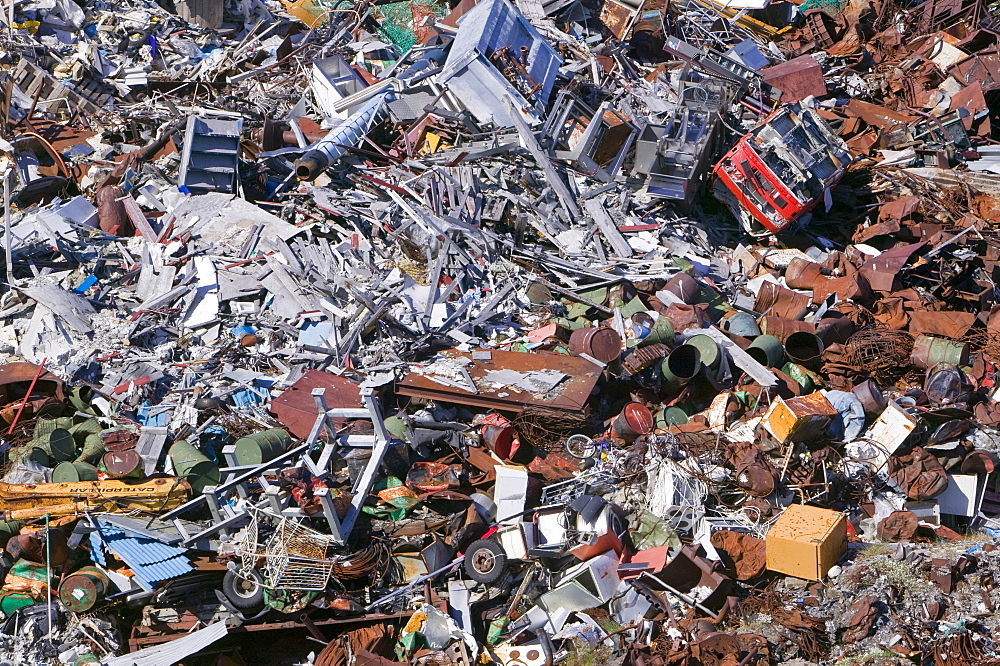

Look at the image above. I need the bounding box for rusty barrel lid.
[613,402,653,439]
[102,449,143,478]
[59,566,110,612]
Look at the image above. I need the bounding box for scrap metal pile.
[3,0,1000,662]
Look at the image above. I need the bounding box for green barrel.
[58,566,111,612]
[33,417,73,441]
[34,428,75,463]
[234,429,290,466]
[169,440,221,494]
[76,432,106,464]
[661,344,702,392]
[746,334,785,367]
[53,461,99,482]
[0,521,23,549]
[69,419,103,447]
[911,334,970,370]
[25,447,51,467]
[639,315,675,347]
[685,334,721,370]
[655,407,689,428]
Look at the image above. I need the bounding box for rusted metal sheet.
[754,281,810,320]
[761,55,827,103]
[269,370,363,439]
[0,362,64,404]
[396,349,602,412]
[759,316,815,342]
[907,311,976,339]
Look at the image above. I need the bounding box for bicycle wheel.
[565,434,597,459]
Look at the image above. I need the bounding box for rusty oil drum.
[102,449,143,478]
[569,326,623,363]
[612,402,653,441]
[910,334,970,370]
[59,566,111,612]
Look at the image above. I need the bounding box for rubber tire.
[464,539,507,585]
[223,569,265,611]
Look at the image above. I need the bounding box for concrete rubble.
[2,0,1000,662]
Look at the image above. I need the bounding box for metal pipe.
[294,92,391,181]
[3,168,12,289]
[364,556,465,610]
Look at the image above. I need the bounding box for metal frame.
[543,90,639,183]
[160,387,390,547]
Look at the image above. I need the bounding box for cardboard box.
[765,504,847,580]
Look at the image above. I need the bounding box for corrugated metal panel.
[103,621,228,666]
[92,521,193,586]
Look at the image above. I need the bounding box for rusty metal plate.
[600,0,637,39]
[396,349,601,413]
[102,429,138,452]
[269,370,363,439]
[0,362,65,404]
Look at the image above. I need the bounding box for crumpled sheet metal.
[887,448,951,500]
[841,595,879,643]
[710,530,766,581]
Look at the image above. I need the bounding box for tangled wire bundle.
[844,329,915,383]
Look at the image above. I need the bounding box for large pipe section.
[294,91,391,181]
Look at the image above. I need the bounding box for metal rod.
[7,357,47,434]
[45,512,52,642]
[3,168,12,289]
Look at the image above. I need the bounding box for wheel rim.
[471,550,497,574]
[233,575,260,598]
[566,435,594,458]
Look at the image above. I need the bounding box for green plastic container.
[0,592,34,617]
[53,461,99,482]
[234,429,289,466]
[169,440,221,495]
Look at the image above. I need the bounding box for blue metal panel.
[92,521,193,586]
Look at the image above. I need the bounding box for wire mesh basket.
[237,508,337,591]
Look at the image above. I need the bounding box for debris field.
[3,0,1000,663]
